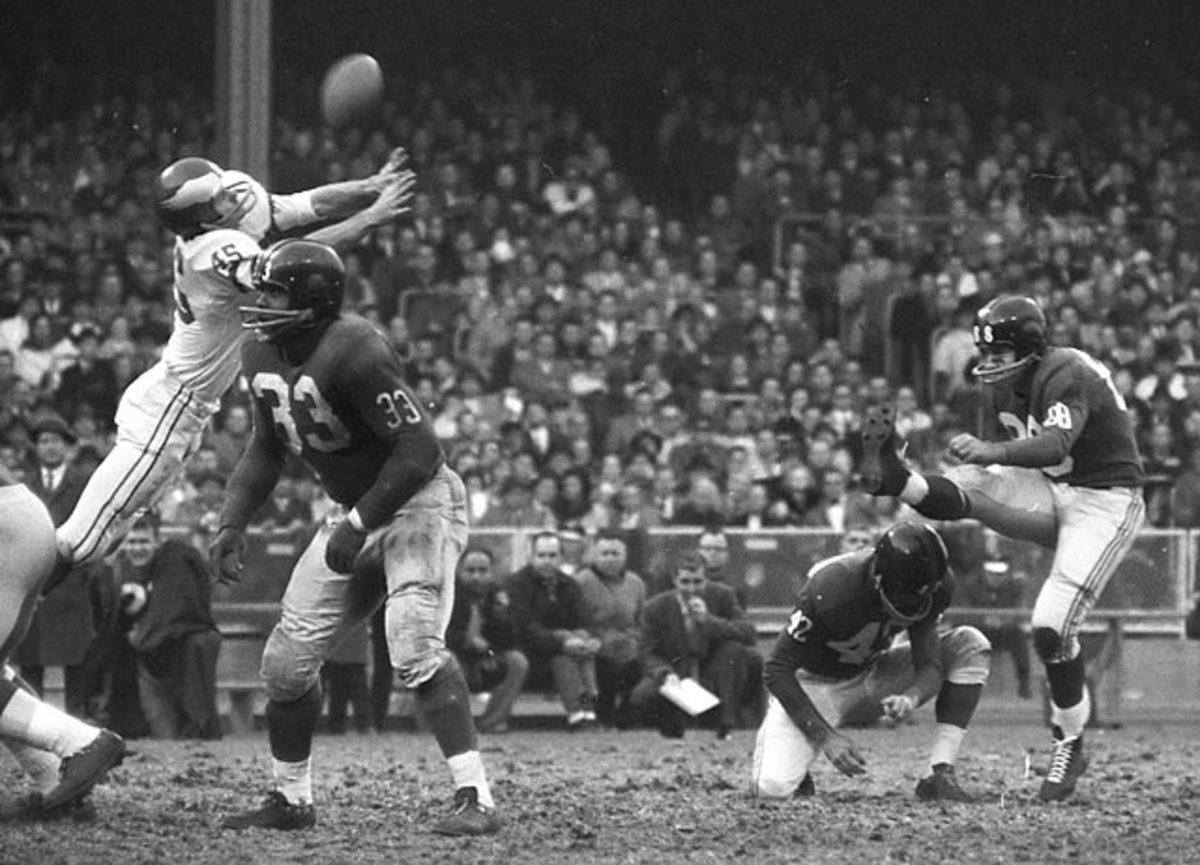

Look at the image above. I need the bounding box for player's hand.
[687,597,709,620]
[821,732,868,777]
[366,172,416,224]
[325,519,368,574]
[374,147,409,183]
[881,694,916,722]
[948,433,1005,465]
[210,526,247,585]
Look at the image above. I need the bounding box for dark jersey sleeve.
[1034,359,1090,453]
[334,328,445,528]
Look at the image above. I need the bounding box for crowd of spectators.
[5,50,1200,578]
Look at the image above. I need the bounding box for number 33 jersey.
[241,315,442,507]
[772,551,953,680]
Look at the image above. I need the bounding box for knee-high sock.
[266,684,322,805]
[416,660,493,808]
[930,682,982,768]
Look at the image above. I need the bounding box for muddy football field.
[1,720,1198,864]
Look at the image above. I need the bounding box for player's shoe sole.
[860,404,908,496]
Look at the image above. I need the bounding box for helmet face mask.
[241,240,345,346]
[872,522,948,625]
[971,295,1047,385]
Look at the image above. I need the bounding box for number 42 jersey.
[770,550,954,680]
[241,315,443,508]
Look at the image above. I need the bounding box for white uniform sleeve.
[270,191,319,232]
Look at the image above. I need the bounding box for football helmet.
[241,239,344,344]
[872,522,948,624]
[154,160,272,241]
[971,294,1047,384]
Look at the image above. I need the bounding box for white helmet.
[154,159,271,240]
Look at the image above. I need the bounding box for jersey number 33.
[251,372,352,455]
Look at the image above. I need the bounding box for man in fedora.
[13,413,105,720]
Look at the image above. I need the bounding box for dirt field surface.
[2,720,1198,865]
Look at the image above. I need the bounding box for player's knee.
[394,642,453,689]
[943,626,991,685]
[261,632,322,703]
[1031,626,1064,664]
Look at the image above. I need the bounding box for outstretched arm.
[303,171,416,254]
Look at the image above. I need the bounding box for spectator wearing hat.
[13,412,108,719]
[630,551,762,740]
[55,322,118,430]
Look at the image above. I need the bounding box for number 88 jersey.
[774,550,953,680]
[241,314,441,508]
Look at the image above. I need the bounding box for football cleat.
[859,404,910,497]
[431,787,501,837]
[916,763,975,803]
[43,730,125,810]
[222,790,316,831]
[1038,731,1088,802]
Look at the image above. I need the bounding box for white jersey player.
[54,154,414,573]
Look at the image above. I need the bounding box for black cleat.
[431,787,501,836]
[222,791,316,831]
[1039,732,1088,802]
[43,730,125,810]
[860,403,910,496]
[916,763,975,802]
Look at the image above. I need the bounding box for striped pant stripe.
[70,382,194,564]
[1058,491,1145,651]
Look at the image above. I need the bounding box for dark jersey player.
[861,294,1145,802]
[210,239,499,836]
[751,522,991,802]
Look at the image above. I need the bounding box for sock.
[265,685,322,763]
[907,476,972,520]
[929,723,966,769]
[1045,654,1086,708]
[415,659,478,757]
[934,682,983,729]
[2,738,61,794]
[272,757,313,805]
[1054,687,1091,740]
[0,680,98,756]
[446,751,494,808]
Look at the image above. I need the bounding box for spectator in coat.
[446,547,529,733]
[573,532,646,728]
[630,552,763,740]
[507,531,600,730]
[117,514,222,739]
[13,412,107,720]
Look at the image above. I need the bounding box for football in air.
[320,53,384,128]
